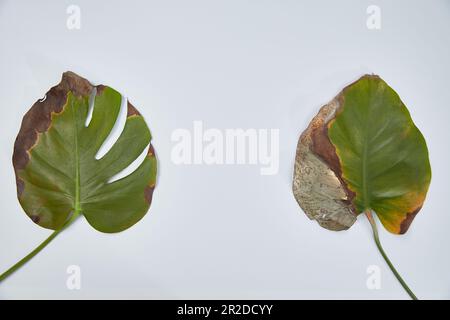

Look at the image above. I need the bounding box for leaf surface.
[13,72,157,233]
[293,75,431,234]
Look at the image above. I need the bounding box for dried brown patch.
[399,206,422,234]
[311,120,342,177]
[127,101,141,117]
[16,179,25,197]
[96,84,106,95]
[12,72,94,207]
[147,144,155,157]
[144,185,155,204]
[59,71,93,97]
[13,72,94,170]
[308,99,356,211]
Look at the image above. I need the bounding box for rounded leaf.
[293,75,431,234]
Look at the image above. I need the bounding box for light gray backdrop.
[0,0,449,299]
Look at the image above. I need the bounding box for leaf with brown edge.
[293,75,431,234]
[12,71,157,233]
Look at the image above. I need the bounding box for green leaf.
[13,72,157,233]
[293,75,431,234]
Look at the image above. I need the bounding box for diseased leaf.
[12,71,157,233]
[293,75,431,234]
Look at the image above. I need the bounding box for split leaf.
[13,71,157,233]
[2,72,157,283]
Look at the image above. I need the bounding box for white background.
[0,0,449,299]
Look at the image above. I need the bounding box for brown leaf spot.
[399,206,422,234]
[147,144,155,157]
[308,101,356,211]
[16,179,24,197]
[127,101,141,117]
[60,71,94,97]
[311,122,342,177]
[30,215,40,224]
[144,185,154,204]
[96,84,106,95]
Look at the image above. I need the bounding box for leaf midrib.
[361,94,372,211]
[71,98,81,213]
[361,127,370,210]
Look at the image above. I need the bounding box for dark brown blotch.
[96,84,106,95]
[60,71,94,97]
[16,179,24,197]
[144,185,154,205]
[147,144,155,157]
[309,104,356,210]
[311,123,342,177]
[30,215,40,224]
[13,72,94,171]
[127,101,141,117]
[399,206,422,234]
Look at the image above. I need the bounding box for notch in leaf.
[293,75,431,299]
[1,72,157,283]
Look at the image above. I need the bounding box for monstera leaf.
[1,72,157,282]
[293,75,431,299]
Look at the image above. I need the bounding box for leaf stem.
[365,210,418,300]
[0,210,80,283]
